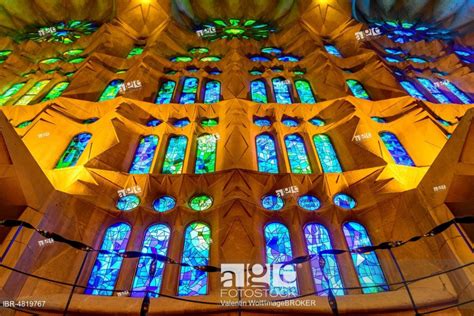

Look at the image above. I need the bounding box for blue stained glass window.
[173,118,190,127]
[162,135,188,174]
[251,79,268,103]
[272,77,292,104]
[264,223,298,296]
[278,55,300,62]
[304,223,344,296]
[295,80,316,103]
[371,116,386,123]
[324,44,343,57]
[155,80,176,104]
[178,222,211,296]
[129,135,159,174]
[116,194,140,211]
[282,118,299,127]
[333,193,356,209]
[454,50,470,57]
[147,119,162,127]
[179,77,199,104]
[249,55,271,62]
[254,117,272,126]
[195,134,217,174]
[85,223,131,295]
[399,80,428,100]
[343,222,388,293]
[153,196,176,212]
[385,56,402,63]
[298,195,321,211]
[444,82,472,104]
[131,224,170,297]
[384,48,404,55]
[437,119,451,127]
[346,80,370,100]
[417,78,450,103]
[261,195,284,211]
[313,134,342,173]
[99,79,123,102]
[406,57,427,63]
[379,131,415,166]
[256,134,279,173]
[56,133,92,168]
[284,134,312,174]
[203,80,221,103]
[309,117,325,126]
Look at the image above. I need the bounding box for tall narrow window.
[324,44,343,57]
[444,82,472,104]
[15,80,51,105]
[313,134,342,173]
[284,134,312,174]
[256,134,279,173]
[379,131,415,166]
[56,133,92,169]
[417,78,450,103]
[162,135,188,174]
[272,77,292,104]
[346,79,370,100]
[42,81,70,101]
[195,134,217,174]
[203,80,221,104]
[131,224,171,297]
[178,222,211,296]
[399,80,428,100]
[85,223,131,295]
[179,77,199,104]
[342,222,388,294]
[304,223,344,296]
[295,80,316,103]
[99,79,123,102]
[155,80,176,104]
[264,223,298,295]
[250,79,268,103]
[0,83,25,106]
[129,135,159,174]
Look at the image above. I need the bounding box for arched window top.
[195,134,218,174]
[129,135,159,174]
[284,134,312,174]
[99,79,123,102]
[178,222,211,296]
[85,222,131,295]
[250,79,268,103]
[42,81,69,101]
[346,79,370,100]
[256,133,279,173]
[162,135,188,174]
[295,79,316,104]
[155,80,176,104]
[313,134,342,173]
[203,80,221,104]
[399,80,428,100]
[379,131,415,166]
[179,77,199,104]
[15,80,51,105]
[272,77,292,104]
[56,132,92,169]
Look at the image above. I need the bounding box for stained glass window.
[282,118,299,127]
[261,47,282,55]
[179,77,199,104]
[201,118,218,126]
[399,80,428,100]
[298,195,321,211]
[333,193,356,209]
[15,80,51,105]
[278,55,300,62]
[261,195,284,211]
[0,83,25,106]
[264,223,298,295]
[309,117,325,126]
[324,44,343,57]
[153,196,176,212]
[127,47,144,58]
[251,79,268,103]
[63,49,84,57]
[200,56,221,62]
[56,133,92,168]
[256,134,279,173]
[85,223,131,295]
[417,78,450,103]
[69,57,85,64]
[42,82,69,101]
[343,222,388,293]
[346,79,370,100]
[272,77,292,104]
[147,119,162,127]
[444,82,472,104]
[208,68,222,75]
[385,56,402,63]
[313,134,342,173]
[379,131,415,166]
[129,135,159,174]
[406,57,426,63]
[254,117,272,127]
[83,118,98,124]
[304,223,344,296]
[197,19,275,40]
[162,135,188,174]
[371,117,386,123]
[189,194,213,211]
[170,56,193,63]
[16,120,32,128]
[99,79,123,102]
[249,69,264,75]
[295,80,316,104]
[189,47,209,54]
[284,134,312,174]
[249,55,271,62]
[173,118,190,128]
[155,81,176,104]
[40,58,61,64]
[203,80,221,104]
[131,224,170,297]
[178,222,211,296]
[116,194,140,211]
[195,134,217,174]
[24,20,99,44]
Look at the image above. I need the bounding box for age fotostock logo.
[220,263,298,298]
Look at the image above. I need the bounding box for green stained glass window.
[162,135,188,174]
[261,47,282,55]
[15,80,50,105]
[40,58,61,64]
[99,79,123,102]
[42,82,69,101]
[23,20,99,44]
[346,79,370,100]
[198,19,275,41]
[55,133,92,169]
[189,47,209,55]
[155,80,176,104]
[195,134,217,174]
[0,83,25,106]
[284,134,312,174]
[0,50,12,57]
[189,195,213,211]
[16,120,32,128]
[179,77,199,104]
[170,56,193,63]
[116,69,127,74]
[69,57,85,64]
[63,49,84,57]
[127,47,144,58]
[116,195,140,211]
[313,134,342,173]
[201,118,218,127]
[199,56,221,62]
[295,80,316,103]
